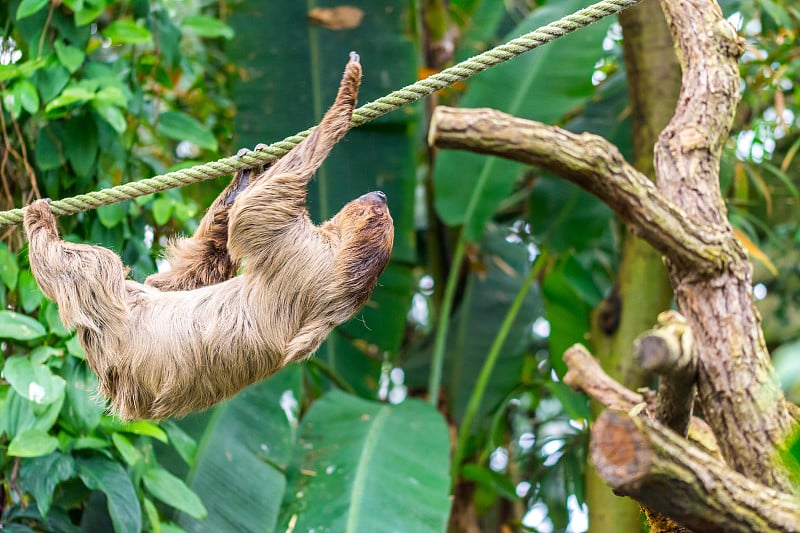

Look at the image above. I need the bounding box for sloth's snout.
[359,191,388,205]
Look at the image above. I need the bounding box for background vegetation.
[0,0,797,531]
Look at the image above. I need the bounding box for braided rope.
[0,0,641,229]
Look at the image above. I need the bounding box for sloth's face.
[331,191,395,284]
[335,191,394,245]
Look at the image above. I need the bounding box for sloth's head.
[331,190,394,295]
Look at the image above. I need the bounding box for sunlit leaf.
[156,111,218,151]
[9,428,59,457]
[143,467,207,519]
[0,310,47,340]
[182,15,234,39]
[16,0,48,20]
[2,356,66,405]
[101,418,168,443]
[97,202,127,228]
[152,197,174,226]
[13,78,40,114]
[93,101,127,133]
[103,20,153,44]
[54,41,86,73]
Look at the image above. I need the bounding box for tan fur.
[24,55,394,420]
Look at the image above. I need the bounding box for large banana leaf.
[433,0,614,241]
[276,390,451,532]
[177,367,302,532]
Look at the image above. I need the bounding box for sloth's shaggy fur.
[24,54,394,420]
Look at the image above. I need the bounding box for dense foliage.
[0,0,797,531]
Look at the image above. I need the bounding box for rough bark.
[563,344,720,460]
[633,311,697,437]
[591,411,800,533]
[654,0,798,491]
[564,345,798,530]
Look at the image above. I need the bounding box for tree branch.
[428,106,737,275]
[633,310,696,436]
[564,343,720,460]
[591,410,800,533]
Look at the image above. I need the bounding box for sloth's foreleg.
[24,200,130,374]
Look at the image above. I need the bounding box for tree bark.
[654,0,798,492]
[591,410,800,533]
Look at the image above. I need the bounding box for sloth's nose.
[360,191,387,204]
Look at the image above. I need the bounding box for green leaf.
[461,463,520,501]
[19,451,76,517]
[77,456,142,533]
[101,418,168,443]
[3,90,22,118]
[182,15,234,39]
[97,202,127,228]
[143,467,207,519]
[74,2,105,26]
[2,356,66,405]
[44,85,95,112]
[103,20,153,44]
[760,0,793,27]
[16,0,49,20]
[65,114,99,178]
[36,64,70,103]
[277,391,451,532]
[528,175,614,253]
[112,433,143,466]
[434,0,613,240]
[18,269,44,313]
[544,381,590,421]
[43,300,71,337]
[0,310,47,340]
[151,197,174,226]
[8,428,59,457]
[66,334,87,359]
[93,102,127,133]
[162,420,197,466]
[63,357,104,433]
[73,436,111,450]
[94,86,126,107]
[176,366,302,531]
[156,111,218,151]
[143,497,161,533]
[13,78,40,114]
[54,41,85,73]
[542,258,591,377]
[29,346,61,365]
[34,123,66,170]
[0,242,19,289]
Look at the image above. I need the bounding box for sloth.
[24,52,394,420]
